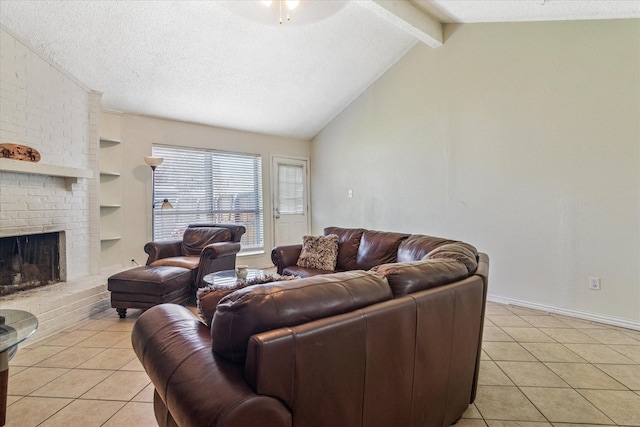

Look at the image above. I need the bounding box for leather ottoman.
[108,265,193,318]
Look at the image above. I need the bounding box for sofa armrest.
[144,240,182,265]
[271,244,302,274]
[201,241,241,260]
[470,252,490,403]
[132,304,291,427]
[475,253,490,286]
[195,242,242,288]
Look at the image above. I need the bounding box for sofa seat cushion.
[210,271,392,363]
[355,230,410,271]
[150,256,200,270]
[424,242,478,274]
[282,265,338,278]
[181,226,231,256]
[372,259,469,297]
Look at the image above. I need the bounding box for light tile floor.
[6,309,155,427]
[6,301,640,426]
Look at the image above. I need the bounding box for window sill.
[238,250,266,258]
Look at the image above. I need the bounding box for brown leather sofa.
[132,227,489,427]
[272,226,468,280]
[144,223,246,289]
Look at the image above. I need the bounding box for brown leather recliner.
[144,223,246,289]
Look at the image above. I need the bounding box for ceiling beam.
[359,0,443,48]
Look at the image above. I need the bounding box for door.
[272,156,309,246]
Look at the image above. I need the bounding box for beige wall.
[104,113,310,269]
[311,20,640,326]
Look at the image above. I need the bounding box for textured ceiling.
[1,1,638,140]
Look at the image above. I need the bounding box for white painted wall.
[311,20,640,325]
[109,114,310,269]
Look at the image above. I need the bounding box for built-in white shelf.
[98,122,123,258]
[99,113,124,266]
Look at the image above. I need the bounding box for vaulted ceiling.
[1,1,638,140]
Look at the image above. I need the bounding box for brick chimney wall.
[0,26,108,339]
[0,26,101,280]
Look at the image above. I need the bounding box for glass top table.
[202,269,265,290]
[1,309,38,426]
[0,310,38,355]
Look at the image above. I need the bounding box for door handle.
[275,207,280,219]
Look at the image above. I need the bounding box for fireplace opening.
[0,232,61,296]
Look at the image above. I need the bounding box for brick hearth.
[0,273,113,342]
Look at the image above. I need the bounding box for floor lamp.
[144,156,164,239]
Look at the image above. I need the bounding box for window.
[152,146,263,253]
[277,164,304,215]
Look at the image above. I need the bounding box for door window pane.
[278,164,304,215]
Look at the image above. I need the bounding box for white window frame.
[152,145,264,254]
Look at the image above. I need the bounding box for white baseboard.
[488,294,640,332]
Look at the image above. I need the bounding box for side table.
[0,310,38,426]
[198,269,265,325]
[202,268,265,289]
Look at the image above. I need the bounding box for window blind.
[152,146,264,252]
[278,163,304,215]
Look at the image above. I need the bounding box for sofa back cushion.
[210,271,392,363]
[323,227,366,271]
[181,226,231,256]
[372,259,469,297]
[355,230,409,271]
[424,242,478,274]
[396,235,458,263]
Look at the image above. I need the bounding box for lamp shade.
[161,199,173,209]
[144,156,164,168]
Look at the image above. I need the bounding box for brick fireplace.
[0,26,110,340]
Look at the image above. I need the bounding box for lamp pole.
[144,156,164,240]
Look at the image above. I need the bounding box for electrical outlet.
[589,276,601,290]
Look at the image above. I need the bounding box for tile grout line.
[481,303,638,426]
